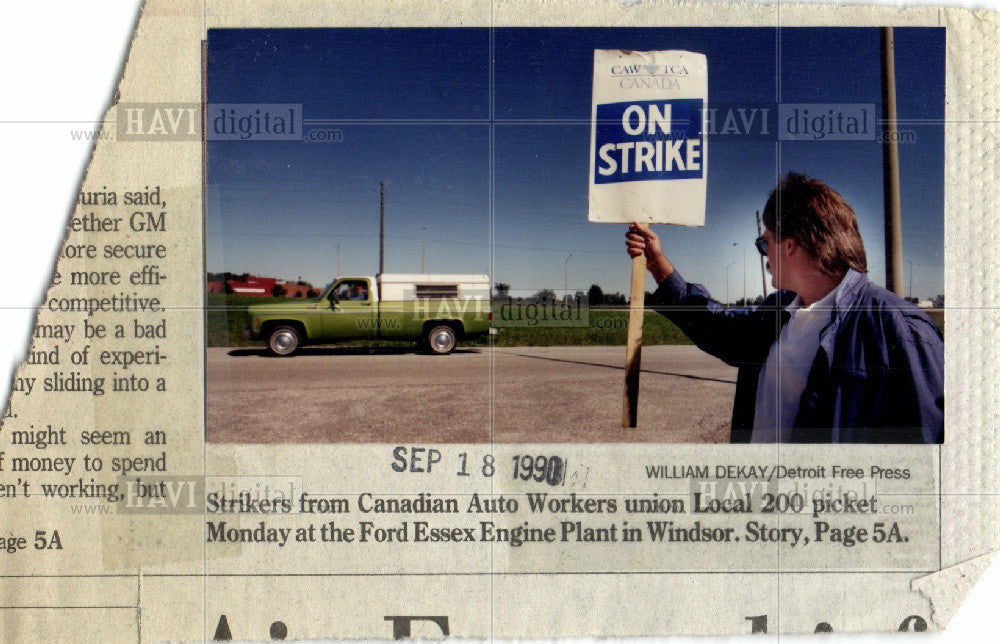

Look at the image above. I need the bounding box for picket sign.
[587,49,708,427]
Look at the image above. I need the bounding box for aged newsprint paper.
[1,0,999,641]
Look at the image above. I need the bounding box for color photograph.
[204,27,944,444]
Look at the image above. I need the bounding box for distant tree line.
[494,281,945,310]
[492,282,628,307]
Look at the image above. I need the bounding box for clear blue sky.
[207,27,944,300]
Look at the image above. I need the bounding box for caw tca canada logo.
[610,63,691,76]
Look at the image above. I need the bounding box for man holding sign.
[626,173,944,444]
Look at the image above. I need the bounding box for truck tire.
[267,325,302,356]
[425,325,457,355]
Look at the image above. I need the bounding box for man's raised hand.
[626,222,673,283]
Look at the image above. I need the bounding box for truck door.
[321,278,377,340]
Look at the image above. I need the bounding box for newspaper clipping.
[1,0,998,641]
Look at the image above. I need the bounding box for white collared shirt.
[750,272,857,442]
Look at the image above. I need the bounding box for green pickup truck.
[243,273,493,356]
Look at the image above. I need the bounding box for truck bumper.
[241,328,252,340]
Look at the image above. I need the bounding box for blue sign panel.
[594,98,703,183]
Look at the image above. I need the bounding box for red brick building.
[226,276,277,295]
[206,275,318,298]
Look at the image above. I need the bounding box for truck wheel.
[425,325,457,355]
[267,325,301,356]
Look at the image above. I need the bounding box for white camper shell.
[373,273,492,301]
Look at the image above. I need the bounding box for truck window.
[333,280,368,301]
[415,284,458,299]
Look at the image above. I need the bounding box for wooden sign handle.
[622,253,645,427]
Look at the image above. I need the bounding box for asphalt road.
[205,345,736,444]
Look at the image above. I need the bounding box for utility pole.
[882,27,904,295]
[725,260,736,306]
[755,211,767,297]
[378,182,385,337]
[564,254,573,304]
[743,244,747,305]
[379,181,385,277]
[734,242,747,305]
[421,227,427,274]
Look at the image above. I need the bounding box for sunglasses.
[754,235,768,256]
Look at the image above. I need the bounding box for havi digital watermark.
[493,295,589,327]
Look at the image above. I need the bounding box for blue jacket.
[651,269,944,443]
